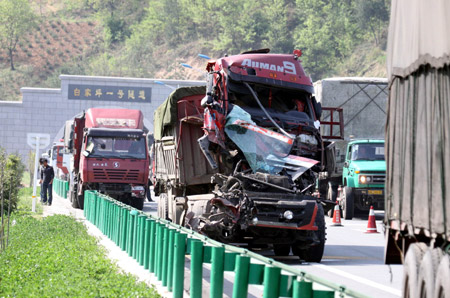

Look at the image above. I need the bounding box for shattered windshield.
[350,143,385,161]
[86,136,146,159]
[225,105,318,178]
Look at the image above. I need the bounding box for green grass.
[0,215,159,297]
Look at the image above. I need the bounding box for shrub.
[0,149,25,216]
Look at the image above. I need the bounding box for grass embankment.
[0,188,159,297]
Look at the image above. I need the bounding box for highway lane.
[264,212,403,298]
[144,196,402,297]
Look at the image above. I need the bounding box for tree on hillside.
[355,0,389,46]
[0,0,36,70]
[294,0,361,80]
[91,0,148,44]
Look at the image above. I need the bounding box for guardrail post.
[155,223,163,279]
[120,207,128,251]
[210,246,225,298]
[312,290,334,298]
[143,218,151,270]
[173,232,186,298]
[292,279,312,298]
[263,265,281,298]
[149,220,156,273]
[127,211,136,256]
[157,224,166,280]
[190,239,204,298]
[232,255,250,298]
[167,229,175,292]
[132,211,139,259]
[162,227,170,286]
[138,215,146,266]
[135,214,141,261]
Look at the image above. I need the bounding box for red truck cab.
[65,108,149,210]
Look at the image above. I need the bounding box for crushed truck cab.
[338,140,385,219]
[154,49,342,262]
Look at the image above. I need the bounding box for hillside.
[0,0,389,101]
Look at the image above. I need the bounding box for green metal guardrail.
[53,178,69,199]
[83,191,369,298]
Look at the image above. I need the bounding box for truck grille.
[372,175,385,183]
[93,169,140,180]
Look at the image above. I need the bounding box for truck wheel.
[403,243,427,298]
[418,248,444,298]
[77,193,84,209]
[292,204,325,263]
[434,254,450,298]
[342,187,354,220]
[158,193,168,220]
[273,244,291,256]
[132,197,145,210]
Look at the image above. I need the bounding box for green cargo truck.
[338,140,385,219]
[314,78,388,219]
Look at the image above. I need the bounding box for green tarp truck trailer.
[384,0,450,297]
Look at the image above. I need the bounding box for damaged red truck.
[64,108,150,210]
[153,49,340,262]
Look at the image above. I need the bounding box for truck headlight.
[359,175,372,183]
[283,210,294,220]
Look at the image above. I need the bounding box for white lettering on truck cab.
[241,59,297,75]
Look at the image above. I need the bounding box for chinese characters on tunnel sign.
[68,84,152,103]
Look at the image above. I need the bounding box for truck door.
[342,145,352,185]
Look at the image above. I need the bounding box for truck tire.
[158,193,168,220]
[418,248,444,298]
[434,254,450,298]
[292,204,326,263]
[132,197,145,210]
[77,193,84,209]
[273,244,290,256]
[403,243,427,298]
[342,187,354,220]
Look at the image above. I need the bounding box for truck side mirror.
[344,161,349,168]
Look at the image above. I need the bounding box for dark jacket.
[41,165,54,184]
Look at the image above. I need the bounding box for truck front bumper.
[354,188,385,210]
[247,193,318,231]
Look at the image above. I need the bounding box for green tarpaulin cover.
[153,86,206,140]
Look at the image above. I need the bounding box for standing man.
[40,158,54,206]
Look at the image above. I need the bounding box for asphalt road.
[143,197,403,297]
[264,211,403,298]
